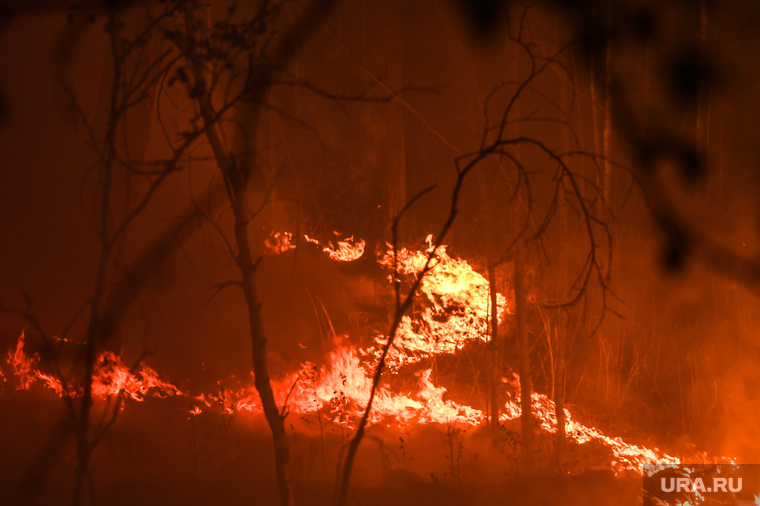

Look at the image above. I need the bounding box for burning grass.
[0,236,731,490]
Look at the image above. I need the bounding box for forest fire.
[2,241,710,480]
[2,1,757,504]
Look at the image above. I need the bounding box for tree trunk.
[603,3,613,207]
[589,56,603,213]
[514,243,533,471]
[554,60,571,474]
[489,264,500,434]
[235,197,292,506]
[183,14,292,505]
[74,21,123,501]
[553,311,567,474]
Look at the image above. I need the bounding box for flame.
[304,232,365,262]
[6,332,180,401]
[295,347,482,426]
[266,228,365,260]
[374,235,508,369]
[501,392,680,473]
[8,331,66,395]
[91,352,181,401]
[264,231,296,255]
[197,346,484,426]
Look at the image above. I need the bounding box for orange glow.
[264,231,296,255]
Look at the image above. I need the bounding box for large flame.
[190,346,482,426]
[374,235,508,369]
[91,352,181,401]
[501,392,681,473]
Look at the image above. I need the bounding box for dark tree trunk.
[489,264,500,434]
[183,13,293,505]
[514,244,533,471]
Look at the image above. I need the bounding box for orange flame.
[374,235,508,369]
[264,231,296,255]
[6,332,180,401]
[8,331,66,395]
[91,352,181,401]
[195,346,484,426]
[502,392,681,474]
[304,232,365,262]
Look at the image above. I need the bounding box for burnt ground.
[0,391,645,506]
[93,474,642,506]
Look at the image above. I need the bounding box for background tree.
[0,3,206,504]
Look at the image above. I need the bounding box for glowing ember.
[304,232,365,262]
[264,231,296,254]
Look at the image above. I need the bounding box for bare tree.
[334,8,616,498]
[1,3,205,504]
[163,1,384,504]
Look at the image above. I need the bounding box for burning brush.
[1,234,731,487]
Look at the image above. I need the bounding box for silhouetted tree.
[1,3,202,504]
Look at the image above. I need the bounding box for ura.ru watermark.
[643,463,760,506]
[660,475,742,493]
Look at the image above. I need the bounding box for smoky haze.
[2,0,760,504]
